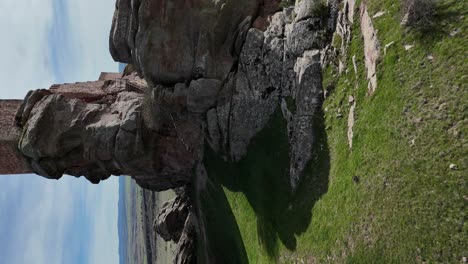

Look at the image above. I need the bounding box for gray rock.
[286,18,328,56]
[155,196,190,243]
[110,0,259,85]
[187,79,222,114]
[17,82,202,191]
[294,0,316,22]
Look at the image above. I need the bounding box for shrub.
[401,0,437,29]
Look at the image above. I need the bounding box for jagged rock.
[332,0,356,71]
[110,0,259,85]
[153,192,196,264]
[203,2,332,189]
[17,75,202,191]
[286,18,328,56]
[289,50,323,190]
[155,196,190,243]
[18,93,140,183]
[17,0,337,195]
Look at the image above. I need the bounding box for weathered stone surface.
[14,0,337,195]
[5,1,348,262]
[202,2,333,189]
[155,195,190,243]
[334,0,356,58]
[360,2,380,94]
[289,50,323,190]
[187,79,222,114]
[110,0,259,85]
[15,73,202,191]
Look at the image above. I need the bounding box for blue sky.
[0,0,120,263]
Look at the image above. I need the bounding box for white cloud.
[63,0,117,81]
[0,0,55,98]
[0,0,120,263]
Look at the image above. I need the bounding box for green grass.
[200,0,467,262]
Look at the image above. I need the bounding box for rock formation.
[154,194,195,264]
[8,0,341,262]
[12,0,338,193]
[15,72,203,191]
[109,0,259,85]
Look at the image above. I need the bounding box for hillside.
[198,0,467,263]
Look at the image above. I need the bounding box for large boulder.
[16,75,203,191]
[110,0,259,85]
[155,196,190,243]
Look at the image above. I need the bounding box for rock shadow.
[194,168,249,264]
[203,108,330,258]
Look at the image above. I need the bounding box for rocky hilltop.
[14,0,467,263]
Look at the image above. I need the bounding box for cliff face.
[108,0,338,191]
[16,0,336,193]
[109,0,259,85]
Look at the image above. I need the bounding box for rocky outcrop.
[205,2,332,190]
[12,0,343,263]
[16,74,202,191]
[154,194,195,264]
[17,0,336,193]
[110,0,259,85]
[155,195,190,243]
[360,2,380,94]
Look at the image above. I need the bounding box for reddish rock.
[0,100,31,175]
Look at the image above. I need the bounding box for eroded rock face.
[154,192,195,264]
[155,195,190,243]
[110,0,259,85]
[17,0,335,193]
[16,74,202,191]
[205,3,332,190]
[13,1,342,263]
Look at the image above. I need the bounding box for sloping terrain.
[200,0,467,263]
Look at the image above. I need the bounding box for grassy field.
[201,0,467,263]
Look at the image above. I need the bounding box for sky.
[0,0,120,263]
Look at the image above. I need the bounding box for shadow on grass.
[203,109,330,259]
[195,174,250,264]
